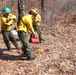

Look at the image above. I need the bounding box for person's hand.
[13,27,17,30]
[6,17,11,22]
[33,19,37,23]
[12,18,16,21]
[31,34,35,38]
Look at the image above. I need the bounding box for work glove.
[12,18,16,21]
[32,34,35,38]
[6,18,11,22]
[6,17,16,22]
[34,19,36,22]
[30,34,35,38]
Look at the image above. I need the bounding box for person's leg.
[9,31,19,49]
[30,26,36,38]
[1,31,11,50]
[18,31,36,60]
[36,25,44,43]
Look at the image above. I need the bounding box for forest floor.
[0,20,76,75]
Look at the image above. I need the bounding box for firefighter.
[1,7,19,51]
[17,10,37,60]
[29,8,44,43]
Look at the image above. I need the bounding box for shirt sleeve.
[35,14,41,23]
[23,16,35,34]
[9,13,16,20]
[27,21,35,34]
[1,17,14,26]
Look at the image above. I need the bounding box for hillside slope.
[0,20,76,75]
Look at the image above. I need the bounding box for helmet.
[29,9,37,16]
[34,8,38,12]
[2,7,11,14]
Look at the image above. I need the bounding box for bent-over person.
[17,10,37,60]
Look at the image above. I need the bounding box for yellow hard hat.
[29,9,37,16]
[34,8,38,12]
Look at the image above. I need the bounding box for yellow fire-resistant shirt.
[1,13,16,31]
[33,14,41,26]
[17,14,35,34]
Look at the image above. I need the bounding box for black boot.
[7,47,11,51]
[39,38,45,43]
[26,54,37,60]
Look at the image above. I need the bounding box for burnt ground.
[0,21,76,75]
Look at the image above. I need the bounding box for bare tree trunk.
[17,0,25,26]
[41,0,44,22]
[41,0,44,12]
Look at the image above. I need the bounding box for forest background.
[0,0,76,75]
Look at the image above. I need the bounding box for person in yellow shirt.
[29,8,44,43]
[1,7,19,51]
[17,10,37,60]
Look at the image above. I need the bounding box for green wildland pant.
[18,31,31,57]
[1,30,18,50]
[33,25,42,40]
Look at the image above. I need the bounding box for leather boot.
[26,54,37,60]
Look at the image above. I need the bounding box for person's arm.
[35,14,41,23]
[6,13,16,22]
[10,14,16,22]
[1,17,14,26]
[27,21,35,34]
